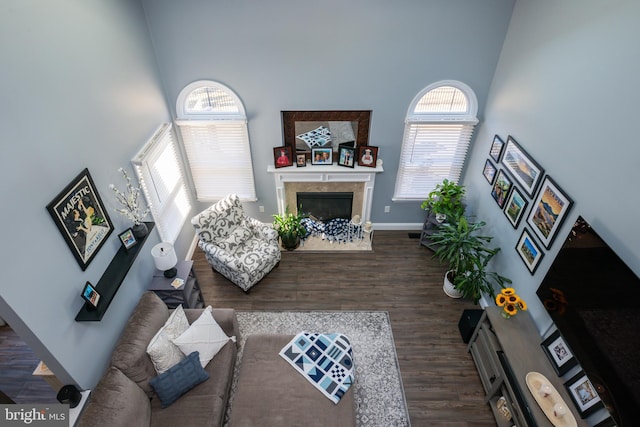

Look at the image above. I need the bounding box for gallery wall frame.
[503,185,528,228]
[541,329,578,376]
[491,169,512,209]
[502,136,545,197]
[483,159,497,184]
[516,228,544,274]
[526,176,573,249]
[489,134,505,162]
[46,168,114,270]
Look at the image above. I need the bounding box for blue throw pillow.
[149,351,209,408]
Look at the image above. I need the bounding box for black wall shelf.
[75,222,155,322]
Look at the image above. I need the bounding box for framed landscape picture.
[46,168,113,270]
[489,134,505,162]
[565,371,604,418]
[526,176,573,249]
[503,185,528,228]
[491,169,512,209]
[541,329,578,376]
[516,228,544,274]
[502,136,545,197]
[483,159,497,184]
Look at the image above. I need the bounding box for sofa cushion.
[78,366,150,427]
[147,305,190,374]
[149,351,209,408]
[173,306,233,368]
[111,291,169,397]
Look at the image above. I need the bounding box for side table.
[148,260,205,309]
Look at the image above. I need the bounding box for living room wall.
[141,0,515,223]
[0,1,174,389]
[463,0,640,331]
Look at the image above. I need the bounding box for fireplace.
[297,192,353,221]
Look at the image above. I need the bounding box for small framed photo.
[503,186,528,228]
[516,228,544,274]
[565,371,604,418]
[541,329,578,376]
[502,136,545,197]
[491,169,512,209]
[526,176,574,249]
[274,146,293,168]
[357,145,378,167]
[118,228,138,251]
[338,146,356,168]
[81,281,101,309]
[489,134,505,162]
[295,153,307,167]
[483,159,497,184]
[311,148,333,165]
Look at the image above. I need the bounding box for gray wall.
[0,0,174,389]
[141,0,515,222]
[464,0,640,332]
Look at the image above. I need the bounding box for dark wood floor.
[195,230,496,427]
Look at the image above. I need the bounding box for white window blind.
[393,81,478,201]
[132,123,192,243]
[176,80,256,202]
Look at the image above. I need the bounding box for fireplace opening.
[297,192,353,222]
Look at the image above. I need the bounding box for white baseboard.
[372,222,423,231]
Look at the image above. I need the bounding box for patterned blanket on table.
[279,332,355,404]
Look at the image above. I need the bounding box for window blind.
[176,120,256,202]
[132,123,192,243]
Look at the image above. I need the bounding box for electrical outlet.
[384,206,390,213]
[259,206,265,213]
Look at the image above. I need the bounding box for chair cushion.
[147,305,190,374]
[217,220,253,254]
[149,351,209,408]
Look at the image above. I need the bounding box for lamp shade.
[151,242,178,277]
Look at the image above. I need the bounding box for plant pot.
[443,270,463,299]
[280,235,301,251]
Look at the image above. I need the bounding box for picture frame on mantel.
[281,110,372,160]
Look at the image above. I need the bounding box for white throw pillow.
[146,305,189,374]
[172,306,233,368]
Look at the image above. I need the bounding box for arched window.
[176,81,256,201]
[393,80,478,201]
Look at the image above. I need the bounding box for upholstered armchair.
[191,194,281,292]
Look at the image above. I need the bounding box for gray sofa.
[78,292,239,427]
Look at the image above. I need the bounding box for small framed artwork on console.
[565,371,604,418]
[118,228,137,251]
[541,329,578,376]
[81,281,101,310]
[357,145,378,167]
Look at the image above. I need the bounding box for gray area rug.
[225,311,411,426]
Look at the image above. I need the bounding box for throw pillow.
[217,221,253,254]
[149,351,209,408]
[147,305,189,374]
[172,306,233,368]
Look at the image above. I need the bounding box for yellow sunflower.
[504,303,518,316]
[496,294,507,306]
[501,288,515,296]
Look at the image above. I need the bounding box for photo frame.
[503,185,528,228]
[311,148,333,165]
[81,281,101,309]
[526,176,574,249]
[282,110,371,156]
[489,134,505,162]
[358,145,378,167]
[491,169,512,209]
[295,153,307,167]
[565,371,604,418]
[118,228,138,251]
[46,168,114,271]
[338,146,356,168]
[502,136,545,197]
[541,329,578,376]
[273,146,293,168]
[483,159,497,184]
[516,228,544,274]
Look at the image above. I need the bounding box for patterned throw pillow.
[149,351,209,408]
[216,220,253,254]
[146,305,189,374]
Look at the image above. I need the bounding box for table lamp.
[151,242,178,278]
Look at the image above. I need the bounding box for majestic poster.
[47,168,113,270]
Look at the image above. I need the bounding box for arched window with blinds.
[393,80,478,201]
[176,81,256,202]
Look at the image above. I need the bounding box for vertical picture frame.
[515,228,544,274]
[274,146,293,168]
[357,145,378,167]
[338,146,356,168]
[118,228,138,251]
[526,176,574,249]
[503,185,528,228]
[491,169,512,209]
[483,159,497,184]
[541,329,578,376]
[489,134,505,162]
[296,153,307,167]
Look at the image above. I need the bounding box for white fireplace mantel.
[267,163,384,221]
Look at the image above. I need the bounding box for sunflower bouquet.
[495,287,527,318]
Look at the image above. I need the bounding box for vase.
[501,310,511,319]
[132,222,148,239]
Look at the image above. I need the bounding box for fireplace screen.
[296,192,353,222]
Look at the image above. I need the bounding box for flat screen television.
[536,216,640,425]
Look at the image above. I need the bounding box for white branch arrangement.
[109,168,150,225]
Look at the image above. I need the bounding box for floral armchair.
[191,194,281,292]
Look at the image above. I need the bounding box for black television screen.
[536,216,640,425]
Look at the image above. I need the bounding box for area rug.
[225,311,410,427]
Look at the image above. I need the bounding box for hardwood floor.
[195,230,496,427]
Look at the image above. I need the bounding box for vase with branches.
[109,168,150,237]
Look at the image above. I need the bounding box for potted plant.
[429,216,511,303]
[273,207,307,250]
[421,179,466,223]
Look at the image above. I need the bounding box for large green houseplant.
[421,179,466,223]
[273,207,307,250]
[429,216,511,303]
